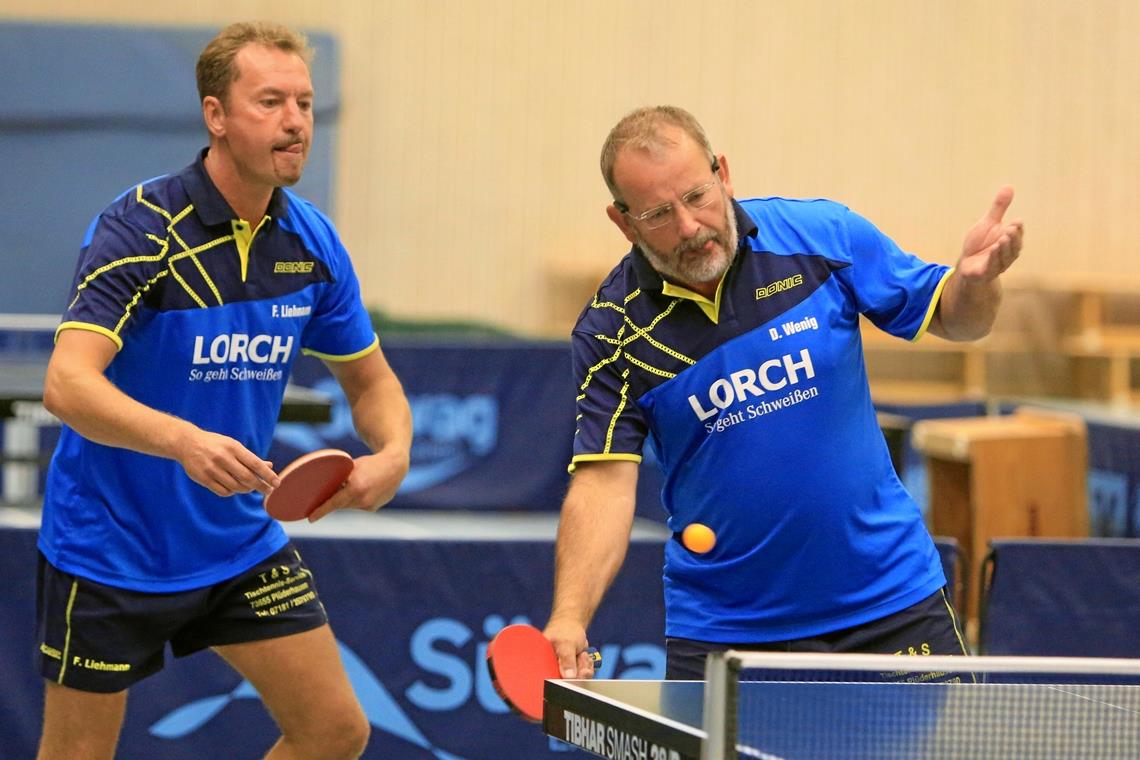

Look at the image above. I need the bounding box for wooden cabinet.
[911,407,1088,623]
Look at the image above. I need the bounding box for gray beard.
[637,195,739,290]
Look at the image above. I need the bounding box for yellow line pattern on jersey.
[603,369,631,453]
[67,248,169,311]
[624,352,676,379]
[575,288,704,455]
[141,230,212,307]
[154,222,232,308]
[165,207,225,306]
[71,183,249,324]
[590,287,642,317]
[577,293,694,397]
[590,294,627,315]
[114,270,170,333]
[579,343,623,394]
[165,262,207,307]
[620,300,694,365]
[579,316,631,392]
[136,184,174,220]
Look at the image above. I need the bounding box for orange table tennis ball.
[682,523,716,554]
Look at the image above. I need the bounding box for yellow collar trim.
[231,216,269,282]
[661,277,726,324]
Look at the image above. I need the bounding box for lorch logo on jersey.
[188,334,294,383]
[687,348,815,421]
[191,334,294,365]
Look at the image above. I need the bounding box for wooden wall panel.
[4,0,1138,335]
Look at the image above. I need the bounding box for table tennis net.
[701,651,1140,760]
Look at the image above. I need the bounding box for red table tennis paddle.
[263,448,354,522]
[486,623,601,722]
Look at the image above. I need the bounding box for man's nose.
[674,203,702,238]
[281,100,305,131]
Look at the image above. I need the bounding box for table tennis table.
[544,663,1140,759]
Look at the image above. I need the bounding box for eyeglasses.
[617,177,721,230]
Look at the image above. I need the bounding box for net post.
[701,650,741,760]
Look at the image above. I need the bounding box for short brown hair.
[600,106,716,204]
[196,21,314,104]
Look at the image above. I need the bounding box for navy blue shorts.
[666,588,970,681]
[36,542,328,693]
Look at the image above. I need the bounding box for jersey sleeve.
[568,318,650,471]
[843,208,951,341]
[292,208,378,361]
[57,210,168,349]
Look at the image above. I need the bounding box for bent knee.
[285,706,370,759]
[336,712,371,758]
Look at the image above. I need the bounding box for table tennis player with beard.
[544,105,1022,681]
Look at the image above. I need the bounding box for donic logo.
[148,640,466,759]
[274,381,498,493]
[755,273,803,300]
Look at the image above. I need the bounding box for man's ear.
[715,154,734,198]
[202,96,226,138]
[606,204,638,245]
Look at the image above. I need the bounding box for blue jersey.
[39,151,378,592]
[571,198,952,642]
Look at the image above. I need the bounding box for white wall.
[6,0,1138,334]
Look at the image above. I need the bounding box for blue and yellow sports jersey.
[572,198,952,642]
[38,151,378,592]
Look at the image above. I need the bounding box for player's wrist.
[546,608,592,633]
[158,416,201,461]
[372,443,411,474]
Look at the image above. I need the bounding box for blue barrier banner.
[280,342,574,512]
[980,539,1140,657]
[0,520,667,759]
[279,342,668,520]
[1085,420,1140,538]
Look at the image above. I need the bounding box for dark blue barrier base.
[0,516,668,759]
[979,538,1140,657]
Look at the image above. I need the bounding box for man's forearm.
[347,371,412,458]
[550,465,638,628]
[929,272,1002,341]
